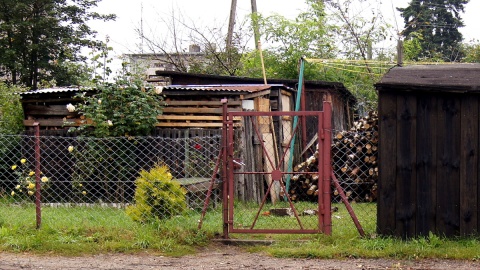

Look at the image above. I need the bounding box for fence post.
[221,98,229,239]
[33,122,42,229]
[322,102,332,235]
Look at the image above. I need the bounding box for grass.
[1,201,480,260]
[0,203,218,256]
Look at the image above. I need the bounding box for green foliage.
[398,0,468,62]
[462,41,480,63]
[0,0,115,89]
[238,0,334,79]
[0,83,24,134]
[71,77,164,137]
[403,32,425,61]
[126,163,187,223]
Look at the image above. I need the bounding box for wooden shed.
[19,84,294,131]
[153,71,356,132]
[375,64,480,238]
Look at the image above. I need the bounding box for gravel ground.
[1,244,479,270]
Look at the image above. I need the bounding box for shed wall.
[378,90,479,238]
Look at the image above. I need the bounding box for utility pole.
[251,0,260,50]
[226,0,237,49]
[140,2,144,53]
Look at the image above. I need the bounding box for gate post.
[221,99,229,239]
[322,102,332,235]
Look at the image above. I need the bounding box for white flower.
[107,120,113,126]
[68,146,74,153]
[155,86,163,94]
[98,99,102,105]
[66,103,76,112]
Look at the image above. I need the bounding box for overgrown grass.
[0,204,220,256]
[1,201,480,260]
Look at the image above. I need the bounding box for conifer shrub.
[126,163,187,223]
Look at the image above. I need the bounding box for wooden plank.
[24,119,82,127]
[24,104,73,116]
[162,107,241,114]
[21,98,78,104]
[281,94,291,172]
[263,133,279,204]
[157,115,241,121]
[377,91,397,236]
[436,94,461,236]
[460,95,478,235]
[416,94,437,236]
[165,100,242,106]
[155,122,223,128]
[242,89,271,100]
[395,93,417,238]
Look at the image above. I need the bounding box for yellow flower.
[11,191,15,196]
[28,191,34,196]
[167,173,172,179]
[28,182,35,190]
[79,183,83,187]
[29,171,35,176]
[68,146,74,153]
[20,159,26,164]
[41,176,48,183]
[15,185,20,190]
[11,165,17,170]
[82,191,87,195]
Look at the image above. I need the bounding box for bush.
[126,163,187,223]
[71,76,165,137]
[0,83,25,135]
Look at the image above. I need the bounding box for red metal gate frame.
[221,100,332,238]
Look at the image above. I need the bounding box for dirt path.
[1,244,479,270]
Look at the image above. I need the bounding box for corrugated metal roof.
[19,87,94,95]
[163,84,277,93]
[19,84,282,95]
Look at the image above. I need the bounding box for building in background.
[126,44,205,85]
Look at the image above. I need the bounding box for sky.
[89,0,480,67]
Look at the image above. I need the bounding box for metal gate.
[221,100,332,238]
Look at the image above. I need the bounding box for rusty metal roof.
[163,84,282,93]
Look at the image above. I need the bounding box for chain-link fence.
[331,111,379,234]
[0,125,377,236]
[0,134,221,222]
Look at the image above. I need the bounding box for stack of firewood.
[287,111,379,203]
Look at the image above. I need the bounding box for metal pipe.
[33,122,41,229]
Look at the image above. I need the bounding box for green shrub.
[126,163,187,223]
[0,83,25,135]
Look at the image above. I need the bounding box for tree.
[238,0,334,80]
[398,0,468,61]
[461,40,480,63]
[0,83,25,134]
[325,0,392,72]
[0,0,115,89]
[137,7,251,76]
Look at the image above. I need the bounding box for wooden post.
[226,0,237,49]
[397,39,404,67]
